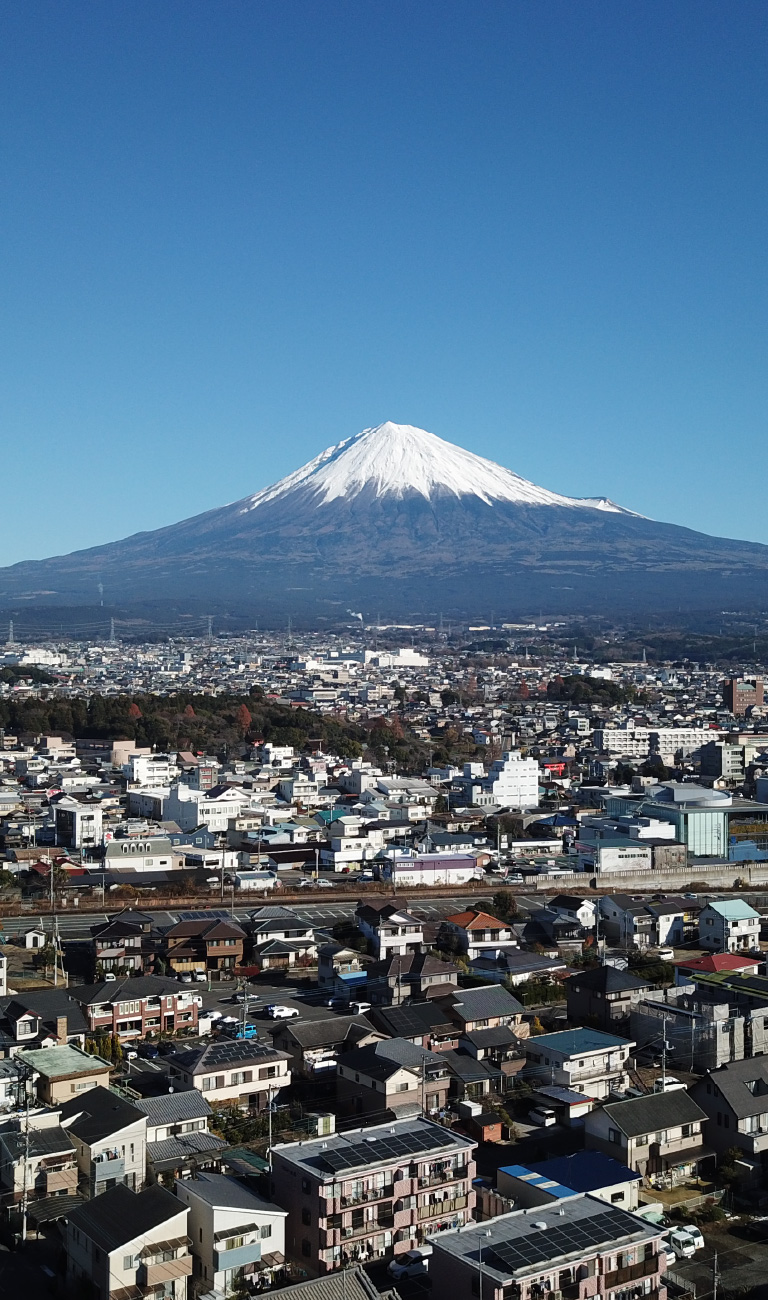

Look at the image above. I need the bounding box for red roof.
[445,908,508,931]
[674,953,761,974]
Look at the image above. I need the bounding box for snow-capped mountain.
[241,421,637,513]
[1,420,768,621]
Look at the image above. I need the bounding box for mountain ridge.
[1,421,767,619]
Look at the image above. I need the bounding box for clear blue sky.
[1,1,766,564]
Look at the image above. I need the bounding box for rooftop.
[272,1115,473,1179]
[529,1028,632,1056]
[66,1182,186,1252]
[17,1044,111,1079]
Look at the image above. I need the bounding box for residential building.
[629,989,748,1073]
[699,899,761,953]
[497,1151,642,1212]
[435,984,527,1036]
[91,908,159,975]
[584,1090,711,1185]
[469,949,567,987]
[168,1040,291,1109]
[258,1267,397,1300]
[594,722,716,760]
[271,1115,476,1274]
[52,793,103,848]
[60,1084,147,1197]
[673,952,762,985]
[271,1016,380,1080]
[429,1194,667,1300]
[66,1182,192,1300]
[175,1171,287,1296]
[355,903,425,959]
[1,988,88,1048]
[16,1044,111,1105]
[453,750,540,809]
[366,1002,460,1052]
[134,1090,226,1178]
[367,952,459,1006]
[71,975,200,1041]
[565,967,652,1031]
[548,895,598,930]
[0,1110,78,1207]
[440,908,519,961]
[161,917,246,975]
[690,1057,768,1168]
[524,1028,634,1100]
[317,943,372,995]
[250,906,317,970]
[336,1039,452,1117]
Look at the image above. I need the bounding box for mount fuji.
[3,421,768,621]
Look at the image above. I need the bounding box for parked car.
[667,1230,696,1259]
[325,996,349,1010]
[387,1247,432,1280]
[194,971,207,982]
[654,1075,686,1093]
[224,1023,260,1040]
[207,1010,223,1021]
[528,1107,557,1128]
[662,1248,677,1268]
[179,973,193,984]
[349,1000,372,1014]
[316,879,335,889]
[266,1004,299,1019]
[656,947,676,962]
[680,1225,705,1252]
[138,1042,159,1059]
[124,1048,138,1061]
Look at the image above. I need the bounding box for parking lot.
[667,1219,768,1300]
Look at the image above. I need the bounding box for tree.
[183,704,196,718]
[518,680,530,699]
[492,890,518,920]
[110,1034,123,1064]
[237,703,252,736]
[529,1016,545,1036]
[128,702,142,719]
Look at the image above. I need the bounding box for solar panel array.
[178,909,232,921]
[487,1209,639,1275]
[318,1126,457,1174]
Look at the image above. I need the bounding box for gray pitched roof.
[565,966,651,994]
[133,1091,213,1125]
[1,1123,76,1161]
[59,1085,146,1143]
[265,1266,398,1300]
[601,1089,706,1138]
[444,984,524,1022]
[147,1131,227,1168]
[173,1171,284,1212]
[699,1056,768,1119]
[66,1182,184,1251]
[276,1015,372,1049]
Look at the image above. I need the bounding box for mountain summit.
[242,421,634,513]
[2,420,768,621]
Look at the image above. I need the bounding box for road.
[3,893,530,942]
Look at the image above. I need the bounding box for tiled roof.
[133,1091,213,1125]
[601,1090,706,1138]
[66,1182,185,1252]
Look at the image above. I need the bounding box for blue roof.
[498,1164,577,1201]
[528,1151,641,1192]
[707,899,760,920]
[531,1027,630,1055]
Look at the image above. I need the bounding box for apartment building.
[585,1090,710,1185]
[71,975,200,1041]
[66,1183,192,1300]
[175,1172,287,1295]
[524,1029,634,1100]
[168,1040,291,1109]
[271,1116,476,1274]
[430,1193,667,1300]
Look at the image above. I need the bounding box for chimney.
[56,1015,68,1045]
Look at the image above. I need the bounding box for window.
[260,1225,272,1239]
[611,1193,624,1204]
[123,1255,134,1270]
[302,1178,311,1194]
[302,1208,311,1225]
[608,1128,620,1145]
[301,1240,311,1257]
[201,1078,211,1091]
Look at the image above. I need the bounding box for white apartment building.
[175,1172,287,1296]
[123,752,178,786]
[524,1027,634,1099]
[454,750,540,809]
[163,784,256,833]
[594,722,719,760]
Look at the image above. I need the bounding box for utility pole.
[712,1249,719,1300]
[20,1086,30,1242]
[478,1228,492,1300]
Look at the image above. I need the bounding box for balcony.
[213,1241,262,1272]
[418,1166,468,1188]
[93,1152,125,1184]
[341,1185,394,1207]
[38,1166,78,1195]
[604,1256,659,1288]
[138,1256,193,1288]
[417,1195,467,1220]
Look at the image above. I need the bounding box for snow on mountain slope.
[240,422,640,515]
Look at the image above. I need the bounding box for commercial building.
[723,678,764,715]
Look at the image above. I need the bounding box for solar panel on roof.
[487,1210,640,1275]
[178,909,232,920]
